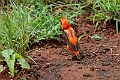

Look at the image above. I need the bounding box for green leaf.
[2,49,14,57]
[78,31,86,41]
[17,58,30,69]
[78,35,84,41]
[116,20,119,34]
[95,21,99,29]
[1,49,15,77]
[0,65,6,73]
[91,34,103,40]
[15,53,22,59]
[27,56,38,68]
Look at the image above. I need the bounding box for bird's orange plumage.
[61,17,70,30]
[61,17,80,57]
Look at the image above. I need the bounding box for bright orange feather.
[61,17,70,30]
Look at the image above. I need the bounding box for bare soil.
[0,15,120,80]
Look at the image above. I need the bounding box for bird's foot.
[72,52,83,61]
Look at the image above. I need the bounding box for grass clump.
[86,0,120,33]
[0,2,35,77]
[0,4,35,55]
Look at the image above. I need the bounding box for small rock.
[101,68,107,72]
[111,65,114,67]
[77,62,81,64]
[38,54,41,56]
[104,48,110,51]
[83,73,92,77]
[78,66,82,69]
[44,63,52,68]
[90,67,95,71]
[68,69,71,71]
[102,62,110,66]
[104,75,111,78]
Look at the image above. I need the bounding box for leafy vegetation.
[85,0,120,33]
[1,49,30,77]
[0,0,82,77]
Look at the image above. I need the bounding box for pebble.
[83,73,92,77]
[78,66,82,69]
[44,63,52,68]
[102,62,110,66]
[90,67,95,71]
[38,54,41,56]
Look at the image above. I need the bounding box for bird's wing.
[62,30,79,52]
[62,30,68,45]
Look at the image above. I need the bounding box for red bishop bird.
[61,17,83,60]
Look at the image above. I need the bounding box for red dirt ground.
[0,16,120,80]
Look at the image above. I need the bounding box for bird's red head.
[61,17,70,30]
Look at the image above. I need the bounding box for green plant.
[91,0,120,33]
[0,4,36,55]
[78,31,87,41]
[1,49,30,77]
[0,1,36,77]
